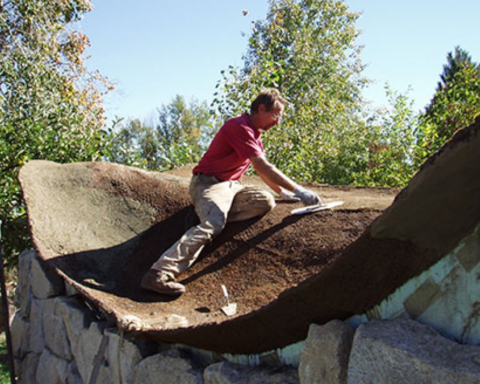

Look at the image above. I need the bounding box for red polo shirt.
[192,114,264,181]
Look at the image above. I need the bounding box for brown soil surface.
[18,119,480,353]
[19,161,396,351]
[158,165,395,322]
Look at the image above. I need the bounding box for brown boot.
[141,269,185,296]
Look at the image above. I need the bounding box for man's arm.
[250,155,322,205]
[250,155,297,194]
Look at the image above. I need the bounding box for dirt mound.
[18,117,480,353]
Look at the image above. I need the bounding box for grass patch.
[0,333,13,384]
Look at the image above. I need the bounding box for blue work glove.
[293,186,322,206]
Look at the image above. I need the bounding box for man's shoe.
[141,269,186,296]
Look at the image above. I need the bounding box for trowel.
[291,201,344,215]
[220,284,237,316]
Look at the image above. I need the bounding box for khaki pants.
[151,174,276,277]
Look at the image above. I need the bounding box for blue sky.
[80,0,480,123]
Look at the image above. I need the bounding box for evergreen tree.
[416,46,480,163]
[436,46,480,91]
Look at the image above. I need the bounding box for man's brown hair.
[250,88,287,114]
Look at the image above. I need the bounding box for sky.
[80,0,480,123]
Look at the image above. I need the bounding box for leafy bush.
[0,0,112,265]
[107,96,215,171]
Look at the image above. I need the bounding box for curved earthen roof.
[19,117,480,353]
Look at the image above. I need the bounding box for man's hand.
[279,187,301,202]
[294,186,322,206]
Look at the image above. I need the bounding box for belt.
[193,172,224,182]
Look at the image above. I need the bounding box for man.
[141,88,321,295]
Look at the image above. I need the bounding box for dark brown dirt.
[18,117,480,354]
[19,160,395,351]
[34,162,392,323]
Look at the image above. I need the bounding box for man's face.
[257,102,284,131]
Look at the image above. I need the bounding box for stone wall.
[10,250,480,384]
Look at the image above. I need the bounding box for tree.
[212,0,369,184]
[0,0,112,264]
[437,47,480,89]
[107,96,215,171]
[416,46,480,163]
[156,95,214,169]
[107,118,152,168]
[351,86,418,187]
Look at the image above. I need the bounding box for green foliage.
[349,86,418,187]
[213,0,367,117]
[157,95,216,169]
[0,0,112,264]
[212,0,375,185]
[415,46,480,164]
[107,118,151,168]
[0,334,12,383]
[107,95,215,171]
[212,2,480,188]
[268,85,418,188]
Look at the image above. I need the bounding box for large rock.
[66,361,84,384]
[59,296,95,356]
[30,252,65,299]
[15,250,35,318]
[35,348,69,384]
[204,361,299,384]
[10,311,30,359]
[15,249,65,328]
[299,320,354,384]
[104,329,147,384]
[41,297,72,360]
[133,349,204,384]
[348,318,480,384]
[28,298,45,354]
[17,352,40,384]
